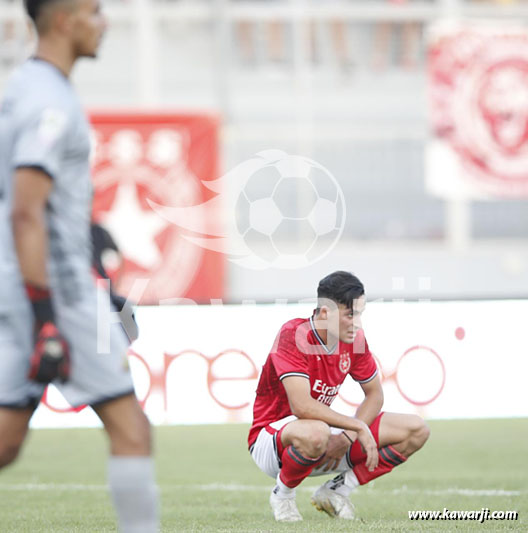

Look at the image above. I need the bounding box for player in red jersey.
[248,271,430,522]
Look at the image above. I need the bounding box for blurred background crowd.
[1,0,527,302]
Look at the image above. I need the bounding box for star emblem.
[100,183,169,270]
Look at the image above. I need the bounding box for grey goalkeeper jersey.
[0,59,94,311]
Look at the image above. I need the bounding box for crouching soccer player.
[0,0,158,531]
[248,271,430,522]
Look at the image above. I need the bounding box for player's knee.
[417,419,431,447]
[305,421,330,458]
[0,442,23,468]
[128,410,151,453]
[409,415,430,450]
[112,410,152,456]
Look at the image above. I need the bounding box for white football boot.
[311,476,355,519]
[269,488,303,522]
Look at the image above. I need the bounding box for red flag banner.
[90,113,224,304]
[427,23,528,199]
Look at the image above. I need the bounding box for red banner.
[427,23,528,198]
[90,113,224,304]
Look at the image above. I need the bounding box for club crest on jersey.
[339,352,351,374]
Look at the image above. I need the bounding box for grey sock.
[108,456,159,533]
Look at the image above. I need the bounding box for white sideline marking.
[0,483,522,497]
[380,486,522,497]
[0,483,106,491]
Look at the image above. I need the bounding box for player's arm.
[12,167,52,286]
[304,375,383,472]
[341,374,384,443]
[282,375,378,470]
[11,167,70,383]
[355,374,384,424]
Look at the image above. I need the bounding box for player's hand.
[319,433,349,471]
[25,283,71,384]
[110,291,127,313]
[110,291,139,342]
[356,422,379,472]
[29,322,70,384]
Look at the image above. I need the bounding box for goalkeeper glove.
[26,283,70,384]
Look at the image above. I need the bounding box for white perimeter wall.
[30,300,528,428]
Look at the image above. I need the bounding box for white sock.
[108,456,159,533]
[326,471,359,497]
[273,473,296,499]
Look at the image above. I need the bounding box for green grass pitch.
[0,419,526,532]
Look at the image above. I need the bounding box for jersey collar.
[309,315,338,355]
[31,57,70,81]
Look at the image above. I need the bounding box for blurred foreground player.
[0,0,159,531]
[91,221,138,342]
[248,271,430,522]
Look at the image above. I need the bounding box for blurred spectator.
[470,0,519,3]
[1,6,33,68]
[371,0,422,70]
[1,21,17,67]
[1,0,18,68]
[233,0,286,66]
[329,20,355,72]
[309,18,355,73]
[235,20,286,65]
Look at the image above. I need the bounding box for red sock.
[352,445,407,485]
[279,445,324,489]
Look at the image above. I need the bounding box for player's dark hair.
[317,271,364,310]
[25,0,49,23]
[24,0,74,28]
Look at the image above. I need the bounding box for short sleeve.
[270,325,310,381]
[12,106,70,180]
[349,332,378,384]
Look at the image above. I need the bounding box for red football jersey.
[248,316,378,448]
